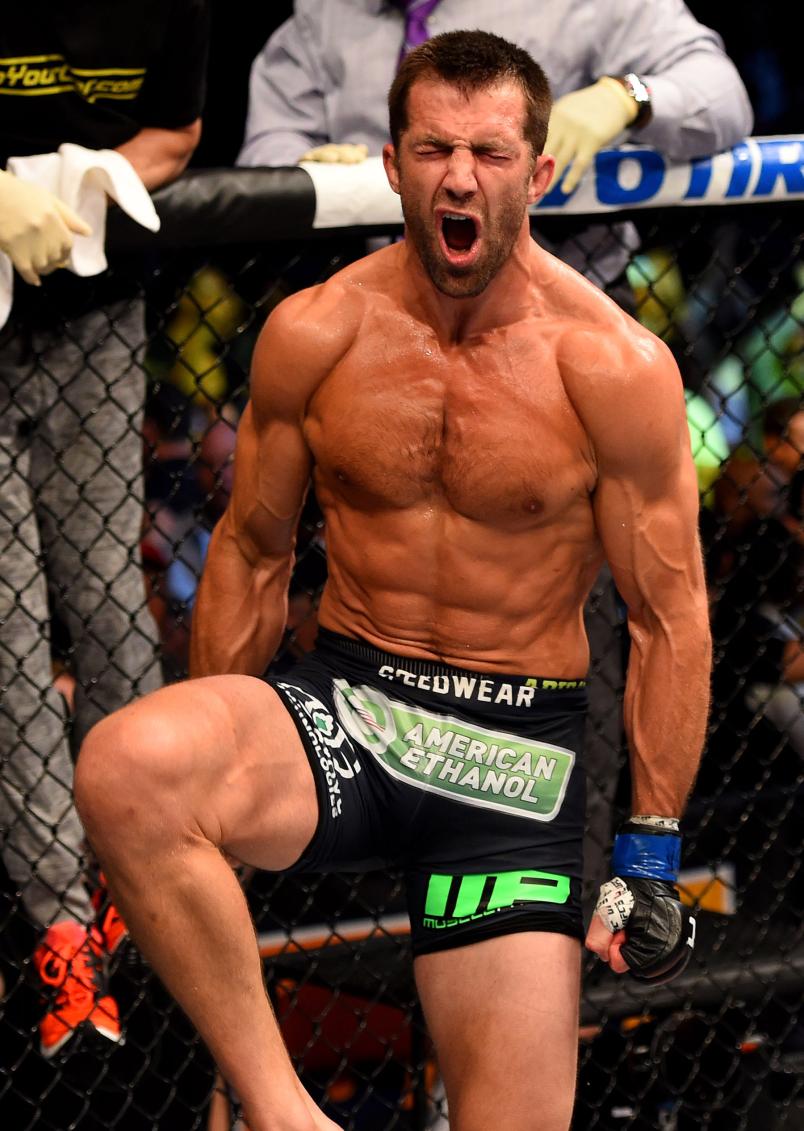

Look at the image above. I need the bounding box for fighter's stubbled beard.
[398,164,533,299]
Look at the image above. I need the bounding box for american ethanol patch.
[333,680,574,821]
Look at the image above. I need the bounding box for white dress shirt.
[238,0,753,285]
[239,0,752,166]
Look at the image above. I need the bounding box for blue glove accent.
[612,831,681,882]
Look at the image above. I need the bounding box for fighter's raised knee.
[75,676,253,840]
[75,673,319,872]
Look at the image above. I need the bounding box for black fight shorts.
[268,629,588,957]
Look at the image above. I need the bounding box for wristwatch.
[613,72,653,129]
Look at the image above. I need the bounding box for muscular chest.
[306,331,594,523]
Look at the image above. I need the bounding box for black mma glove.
[595,818,696,986]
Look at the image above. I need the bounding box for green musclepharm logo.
[423,870,570,929]
[332,680,575,822]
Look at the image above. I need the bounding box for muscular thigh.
[415,932,581,1131]
[118,675,320,872]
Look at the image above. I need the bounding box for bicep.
[228,401,312,566]
[593,449,703,621]
[589,362,704,621]
[223,280,357,561]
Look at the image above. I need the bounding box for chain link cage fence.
[0,166,802,1131]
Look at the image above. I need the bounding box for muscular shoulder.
[551,266,688,476]
[249,269,369,419]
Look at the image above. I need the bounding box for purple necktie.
[398,0,441,63]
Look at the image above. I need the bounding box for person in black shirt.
[0,1,209,1059]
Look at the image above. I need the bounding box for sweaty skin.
[192,79,710,826]
[191,79,711,977]
[74,71,711,1131]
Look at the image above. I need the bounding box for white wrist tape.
[595,877,635,932]
[629,814,680,833]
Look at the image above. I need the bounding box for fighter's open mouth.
[442,214,477,252]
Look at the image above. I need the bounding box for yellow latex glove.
[545,77,638,194]
[0,169,92,286]
[299,143,369,165]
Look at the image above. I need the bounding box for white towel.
[300,155,404,230]
[0,142,161,328]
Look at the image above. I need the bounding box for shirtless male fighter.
[76,30,711,1131]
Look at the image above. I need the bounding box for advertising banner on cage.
[536,135,804,214]
[303,135,804,228]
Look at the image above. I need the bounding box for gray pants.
[0,299,161,927]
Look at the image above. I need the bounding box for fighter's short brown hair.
[388,29,552,155]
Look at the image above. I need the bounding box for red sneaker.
[33,920,122,1058]
[91,874,129,956]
